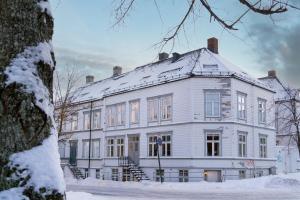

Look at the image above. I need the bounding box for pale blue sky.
[50,0,300,86]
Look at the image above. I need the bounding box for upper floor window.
[148,98,159,122]
[258,99,267,123]
[161,95,172,120]
[148,133,172,157]
[130,100,140,124]
[91,139,100,158]
[92,110,101,129]
[71,113,78,131]
[148,95,172,122]
[259,135,267,158]
[206,133,220,156]
[205,92,220,118]
[237,93,247,120]
[106,103,125,127]
[238,132,247,157]
[83,111,90,130]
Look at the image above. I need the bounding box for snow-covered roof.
[72,48,272,103]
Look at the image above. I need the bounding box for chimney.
[113,66,122,77]
[268,70,276,78]
[207,37,218,54]
[172,52,181,62]
[159,52,169,61]
[86,75,94,84]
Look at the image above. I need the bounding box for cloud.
[249,21,300,87]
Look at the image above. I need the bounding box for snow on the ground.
[66,173,300,192]
[66,173,300,200]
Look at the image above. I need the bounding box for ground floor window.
[96,169,100,179]
[112,168,119,181]
[239,170,246,179]
[155,169,164,182]
[179,169,189,182]
[148,133,172,157]
[206,133,220,156]
[84,168,89,178]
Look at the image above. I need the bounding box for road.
[67,184,300,200]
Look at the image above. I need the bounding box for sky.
[50,0,300,87]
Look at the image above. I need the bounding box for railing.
[118,156,130,166]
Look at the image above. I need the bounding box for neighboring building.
[259,71,300,173]
[57,38,276,182]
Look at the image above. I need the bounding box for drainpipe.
[88,101,93,175]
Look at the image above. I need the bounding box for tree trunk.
[0,0,64,199]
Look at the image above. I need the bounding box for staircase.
[118,156,150,182]
[69,165,85,179]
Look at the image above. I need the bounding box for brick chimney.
[268,70,276,78]
[159,52,169,61]
[207,37,218,54]
[113,66,122,77]
[86,75,94,84]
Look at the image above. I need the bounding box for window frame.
[238,132,247,157]
[83,111,91,130]
[205,131,221,157]
[258,98,267,124]
[205,91,221,118]
[148,97,159,122]
[70,112,78,131]
[92,109,101,129]
[237,92,247,120]
[259,135,267,158]
[129,99,140,125]
[91,139,100,158]
[106,138,115,157]
[147,94,173,123]
[82,139,90,158]
[148,132,172,157]
[179,169,189,182]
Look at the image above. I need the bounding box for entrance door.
[69,140,77,166]
[128,136,140,165]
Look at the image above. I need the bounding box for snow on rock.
[0,188,29,200]
[4,42,55,120]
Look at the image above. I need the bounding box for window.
[237,93,247,120]
[130,100,140,124]
[238,133,247,157]
[112,168,119,181]
[239,170,246,179]
[161,95,172,120]
[106,106,116,127]
[58,142,65,158]
[83,111,91,130]
[148,95,173,122]
[148,98,159,122]
[84,168,89,178]
[71,113,78,131]
[116,103,125,126]
[206,133,220,156]
[258,99,267,123]
[106,103,125,127]
[116,138,124,157]
[82,140,89,158]
[96,169,100,179]
[92,110,101,129]
[205,92,220,117]
[179,169,189,182]
[91,139,100,158]
[155,169,164,182]
[107,138,114,157]
[148,133,172,157]
[259,135,267,158]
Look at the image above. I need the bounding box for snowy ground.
[66,173,300,200]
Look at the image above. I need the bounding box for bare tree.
[276,86,300,156]
[113,0,299,49]
[54,66,82,136]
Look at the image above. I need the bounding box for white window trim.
[205,131,222,157]
[70,113,78,131]
[147,94,173,123]
[129,99,140,125]
[91,139,100,158]
[92,109,101,129]
[237,92,247,120]
[82,139,90,158]
[258,98,267,124]
[205,91,221,118]
[259,134,267,158]
[147,132,172,157]
[238,132,247,157]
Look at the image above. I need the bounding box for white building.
[58,38,276,182]
[259,71,300,173]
